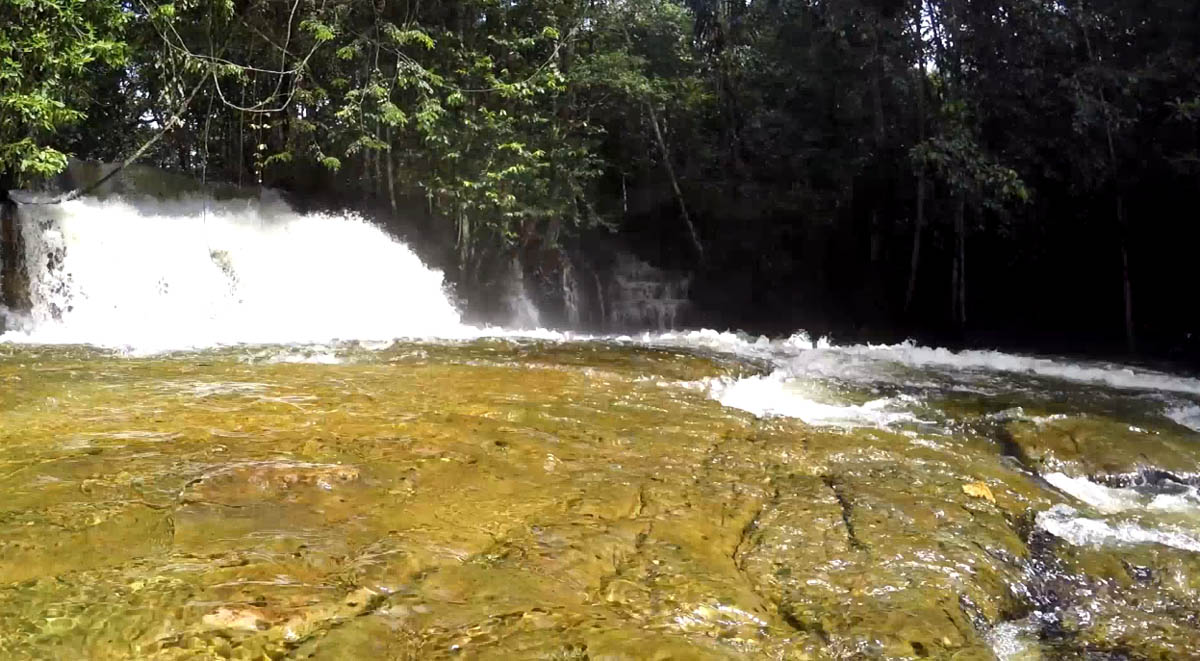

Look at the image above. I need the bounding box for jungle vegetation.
[2,0,1199,358]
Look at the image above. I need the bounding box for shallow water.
[3,338,1200,660]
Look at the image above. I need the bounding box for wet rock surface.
[1027,533,1200,659]
[1006,416,1200,483]
[0,341,1198,659]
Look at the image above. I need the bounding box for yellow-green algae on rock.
[0,341,1198,660]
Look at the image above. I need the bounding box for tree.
[7,0,1200,356]
[0,0,129,188]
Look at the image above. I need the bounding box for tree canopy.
[3,0,1199,358]
[0,0,128,181]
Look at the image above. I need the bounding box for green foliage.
[0,0,129,181]
[11,0,1200,344]
[1168,97,1200,123]
[299,19,335,44]
[385,26,435,50]
[914,135,1029,205]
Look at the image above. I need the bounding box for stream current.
[2,196,1199,659]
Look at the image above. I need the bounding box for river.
[1,196,1199,659]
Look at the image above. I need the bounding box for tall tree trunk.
[716,2,747,185]
[364,149,374,199]
[593,269,606,329]
[223,114,232,183]
[1118,196,1135,353]
[385,126,398,217]
[645,102,705,263]
[869,21,886,267]
[905,171,925,313]
[950,193,966,330]
[372,123,383,201]
[950,239,959,327]
[238,85,246,186]
[870,211,883,263]
[956,195,967,330]
[1078,2,1135,353]
[905,3,926,314]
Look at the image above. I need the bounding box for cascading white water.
[607,252,690,331]
[503,255,541,329]
[4,194,1199,438]
[0,195,468,349]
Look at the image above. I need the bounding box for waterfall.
[562,258,581,328]
[504,255,541,329]
[606,252,691,331]
[0,195,467,348]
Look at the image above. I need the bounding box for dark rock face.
[497,241,695,333]
[25,159,264,202]
[603,252,692,332]
[0,197,30,323]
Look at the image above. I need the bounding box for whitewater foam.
[1167,404,1200,432]
[988,618,1042,661]
[1043,473,1145,514]
[743,341,1200,396]
[5,194,1200,432]
[1036,504,1200,552]
[670,337,1200,429]
[640,333,1200,398]
[706,374,920,428]
[254,346,345,365]
[1,195,468,350]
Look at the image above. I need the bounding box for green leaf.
[300,19,335,43]
[386,27,435,50]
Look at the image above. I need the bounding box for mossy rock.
[1006,416,1200,481]
[1033,534,1200,659]
[739,467,1035,659]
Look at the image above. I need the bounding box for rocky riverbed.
[1,339,1198,659]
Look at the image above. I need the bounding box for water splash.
[1036,504,1200,552]
[1043,472,1154,514]
[821,342,1200,396]
[705,373,920,428]
[1,195,468,350]
[1167,403,1200,432]
[988,618,1043,661]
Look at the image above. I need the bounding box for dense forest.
[2,0,1199,361]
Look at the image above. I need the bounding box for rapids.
[2,195,1200,659]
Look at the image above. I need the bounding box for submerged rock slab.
[1,341,1200,659]
[739,465,1033,658]
[1006,416,1200,481]
[179,460,361,507]
[1026,531,1200,659]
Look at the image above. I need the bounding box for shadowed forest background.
[2,0,1199,362]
